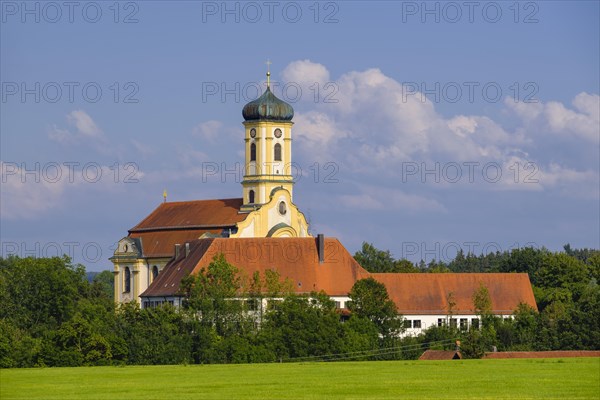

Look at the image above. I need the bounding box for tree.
[260,292,344,361]
[91,270,115,300]
[0,256,88,335]
[354,242,396,273]
[472,283,493,318]
[115,302,191,365]
[446,291,456,320]
[461,284,497,358]
[340,316,380,360]
[509,302,539,350]
[348,278,403,340]
[394,259,419,272]
[535,253,590,292]
[498,247,546,279]
[0,256,124,367]
[181,253,246,336]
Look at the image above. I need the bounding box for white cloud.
[192,120,223,143]
[48,110,107,148]
[47,126,72,143]
[67,110,103,138]
[293,111,348,161]
[0,162,66,220]
[281,59,330,89]
[447,115,478,138]
[537,163,598,198]
[130,139,155,157]
[0,162,145,220]
[281,60,598,198]
[338,185,445,212]
[506,93,600,143]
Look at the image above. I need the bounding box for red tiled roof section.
[484,351,600,359]
[129,229,221,258]
[419,350,462,360]
[142,237,371,298]
[130,198,245,231]
[372,273,537,315]
[142,239,216,297]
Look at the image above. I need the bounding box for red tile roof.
[372,273,537,315]
[142,239,216,296]
[130,198,246,232]
[141,238,537,319]
[419,350,462,360]
[129,229,221,258]
[127,198,246,257]
[484,351,600,359]
[141,237,370,297]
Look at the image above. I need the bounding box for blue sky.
[1,1,599,271]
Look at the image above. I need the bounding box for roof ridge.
[161,197,243,205]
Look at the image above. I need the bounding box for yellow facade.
[241,120,294,207]
[236,112,310,238]
[232,187,310,238]
[111,237,170,305]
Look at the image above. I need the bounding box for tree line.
[1,243,598,368]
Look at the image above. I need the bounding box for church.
[110,70,537,334]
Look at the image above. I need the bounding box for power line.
[282,338,458,363]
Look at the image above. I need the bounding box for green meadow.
[1,358,598,400]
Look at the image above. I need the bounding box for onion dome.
[242,75,294,122]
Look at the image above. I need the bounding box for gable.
[110,237,142,260]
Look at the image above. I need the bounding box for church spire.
[266,59,272,89]
[240,68,295,210]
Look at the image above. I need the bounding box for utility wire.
[282,338,458,363]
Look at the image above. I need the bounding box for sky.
[1,1,599,271]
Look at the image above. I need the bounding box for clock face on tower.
[274,128,282,138]
[250,128,256,138]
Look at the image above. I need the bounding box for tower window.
[250,143,256,161]
[274,143,282,161]
[249,190,255,203]
[124,267,131,293]
[152,265,159,281]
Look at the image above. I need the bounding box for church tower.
[112,70,311,306]
[227,68,309,238]
[240,70,295,211]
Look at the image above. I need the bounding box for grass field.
[1,358,598,399]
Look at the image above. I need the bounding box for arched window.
[250,143,256,161]
[124,267,131,293]
[249,190,255,203]
[152,265,159,281]
[274,143,282,161]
